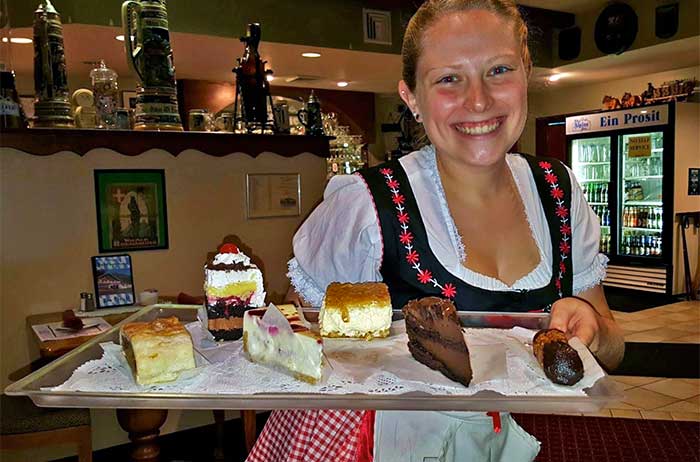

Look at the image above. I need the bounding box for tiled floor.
[562,300,700,421]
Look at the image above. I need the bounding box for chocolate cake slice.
[402,297,472,386]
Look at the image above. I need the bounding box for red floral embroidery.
[441,283,456,298]
[392,194,406,205]
[417,269,433,284]
[559,241,571,255]
[537,159,570,298]
[550,187,564,200]
[555,205,569,219]
[544,172,558,184]
[379,167,456,299]
[405,250,420,265]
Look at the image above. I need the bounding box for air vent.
[363,9,392,45]
[284,75,322,83]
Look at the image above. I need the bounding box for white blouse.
[288,145,608,306]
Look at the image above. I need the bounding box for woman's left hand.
[548,297,602,353]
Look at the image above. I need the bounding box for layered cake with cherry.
[204,243,266,341]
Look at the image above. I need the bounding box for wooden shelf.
[0,128,332,158]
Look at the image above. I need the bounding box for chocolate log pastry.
[402,297,472,386]
[533,329,584,386]
[62,309,84,330]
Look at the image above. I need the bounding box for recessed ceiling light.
[301,52,321,58]
[548,74,563,82]
[336,81,349,87]
[1,37,32,44]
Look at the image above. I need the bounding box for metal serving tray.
[5,304,622,413]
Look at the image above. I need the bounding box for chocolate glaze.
[533,328,584,386]
[402,297,472,387]
[205,261,254,271]
[206,301,253,319]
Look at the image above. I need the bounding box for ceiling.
[6,13,699,97]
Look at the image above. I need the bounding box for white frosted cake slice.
[243,304,323,384]
[320,282,392,339]
[120,317,196,385]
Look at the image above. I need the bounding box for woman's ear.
[398,80,418,114]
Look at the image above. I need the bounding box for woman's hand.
[549,297,601,352]
[547,286,625,371]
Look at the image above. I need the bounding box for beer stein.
[121,0,182,131]
[272,102,290,134]
[188,109,213,131]
[214,112,235,132]
[296,90,324,136]
[32,0,74,128]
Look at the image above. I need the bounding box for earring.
[413,112,422,122]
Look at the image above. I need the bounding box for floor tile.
[655,400,700,413]
[621,320,668,332]
[624,328,690,342]
[670,334,700,343]
[610,376,662,387]
[681,379,700,386]
[610,409,642,419]
[671,412,700,422]
[642,379,700,400]
[621,387,679,410]
[672,321,700,333]
[603,401,639,410]
[640,410,674,421]
[583,409,612,418]
[657,311,700,322]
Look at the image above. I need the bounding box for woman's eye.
[490,65,512,76]
[437,75,458,84]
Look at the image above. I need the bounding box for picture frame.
[120,90,138,110]
[246,173,301,219]
[91,254,136,308]
[94,169,169,252]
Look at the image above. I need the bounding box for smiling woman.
[247,1,624,461]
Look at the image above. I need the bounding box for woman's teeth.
[455,120,500,135]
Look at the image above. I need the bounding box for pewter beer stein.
[121,0,182,131]
[297,90,324,136]
[32,0,73,128]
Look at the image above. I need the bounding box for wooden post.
[116,409,168,462]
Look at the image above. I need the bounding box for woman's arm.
[549,285,625,371]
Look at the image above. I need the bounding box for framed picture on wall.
[94,169,169,252]
[246,173,301,218]
[120,90,138,110]
[91,254,136,308]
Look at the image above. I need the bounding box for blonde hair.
[401,0,532,91]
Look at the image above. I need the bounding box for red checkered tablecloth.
[246,409,367,462]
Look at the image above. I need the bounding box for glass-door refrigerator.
[566,103,684,295]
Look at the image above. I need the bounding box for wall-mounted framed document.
[246,173,301,219]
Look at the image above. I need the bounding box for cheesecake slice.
[320,282,392,339]
[120,316,196,385]
[243,304,323,384]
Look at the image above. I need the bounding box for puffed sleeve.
[567,167,609,294]
[287,174,383,306]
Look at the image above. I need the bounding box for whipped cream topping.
[213,251,251,266]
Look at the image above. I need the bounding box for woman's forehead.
[417,11,519,68]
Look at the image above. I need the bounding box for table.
[25,305,259,461]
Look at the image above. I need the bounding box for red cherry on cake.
[219,243,239,254]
